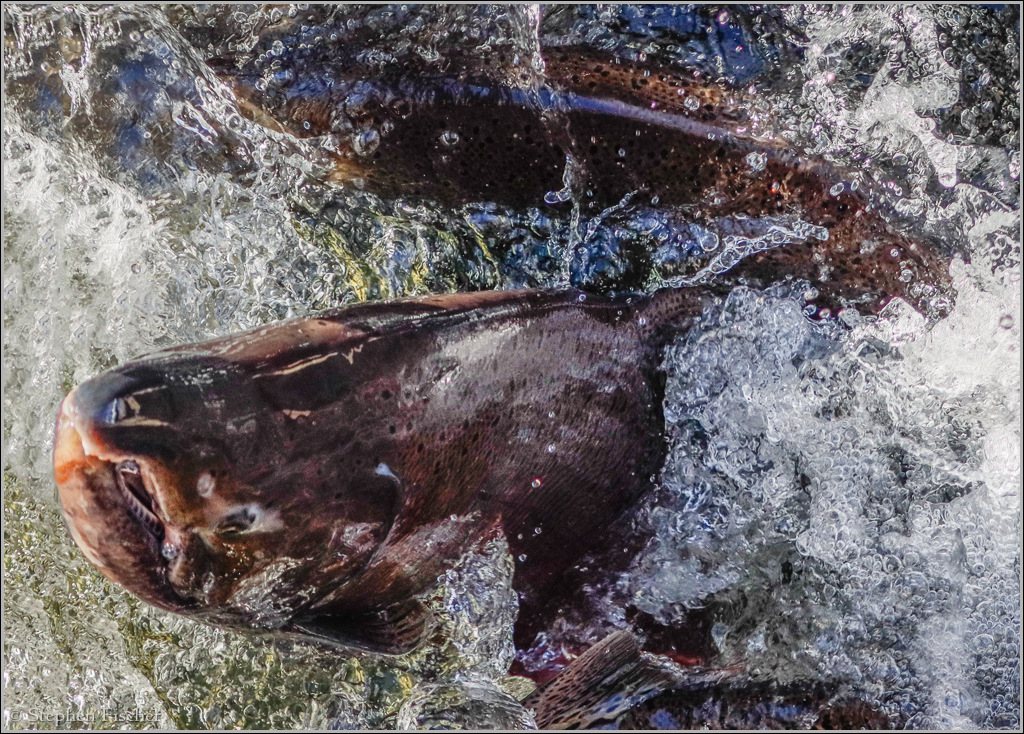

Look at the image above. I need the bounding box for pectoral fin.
[289,597,429,655]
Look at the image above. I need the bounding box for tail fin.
[522,631,682,729]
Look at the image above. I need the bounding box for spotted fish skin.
[53,288,702,653]
[208,38,952,318]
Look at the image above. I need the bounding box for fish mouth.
[112,459,165,546]
[53,386,192,613]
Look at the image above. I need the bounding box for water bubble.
[617,148,626,158]
[533,527,542,535]
[544,188,571,205]
[517,554,527,562]
[745,152,767,172]
[803,287,819,301]
[531,478,542,488]
[546,444,556,453]
[830,182,845,196]
[131,262,142,274]
[450,514,458,521]
[684,96,700,111]
[440,130,460,147]
[890,247,901,258]
[352,128,380,157]
[999,315,1014,329]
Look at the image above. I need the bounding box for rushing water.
[3,4,1020,730]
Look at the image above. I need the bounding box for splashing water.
[3,4,1019,730]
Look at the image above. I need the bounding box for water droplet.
[547,444,556,453]
[544,188,571,204]
[533,527,542,535]
[518,554,527,562]
[197,472,215,498]
[131,262,142,274]
[450,513,458,521]
[830,182,845,196]
[803,287,819,301]
[684,96,700,111]
[353,128,380,156]
[890,247,901,258]
[547,412,555,419]
[638,316,648,326]
[440,130,460,147]
[617,148,626,158]
[745,152,767,172]
[531,478,542,488]
[577,294,586,303]
[999,315,1014,329]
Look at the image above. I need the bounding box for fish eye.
[214,508,256,537]
[100,397,131,424]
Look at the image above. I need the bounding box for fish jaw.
[53,388,197,615]
[51,325,405,638]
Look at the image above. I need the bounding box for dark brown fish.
[54,288,708,654]
[212,43,953,317]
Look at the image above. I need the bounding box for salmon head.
[52,315,410,648]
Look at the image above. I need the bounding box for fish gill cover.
[2,4,1020,730]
